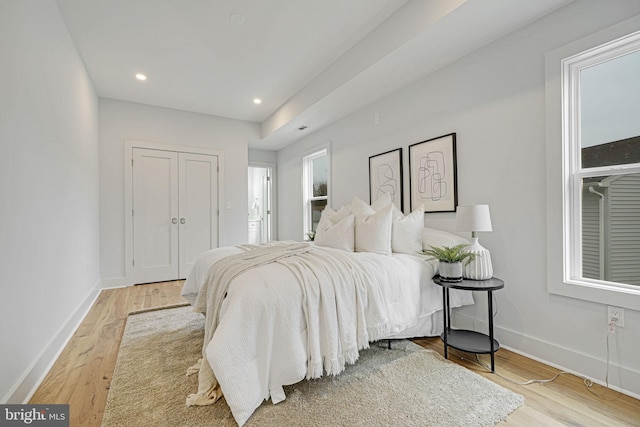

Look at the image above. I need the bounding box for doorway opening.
[248,164,275,244]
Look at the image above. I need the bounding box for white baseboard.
[100,276,129,289]
[3,281,102,404]
[454,312,640,400]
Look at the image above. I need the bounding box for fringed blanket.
[280,246,390,378]
[187,242,313,406]
[186,242,392,420]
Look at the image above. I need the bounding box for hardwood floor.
[29,281,187,426]
[30,281,640,426]
[413,338,640,426]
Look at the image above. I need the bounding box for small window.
[303,148,329,238]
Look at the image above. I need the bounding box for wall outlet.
[607,306,624,328]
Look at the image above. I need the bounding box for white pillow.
[392,205,424,254]
[315,206,354,251]
[391,203,404,221]
[351,196,375,218]
[316,205,350,233]
[422,227,470,250]
[371,192,392,211]
[350,193,394,218]
[315,214,355,251]
[355,203,393,254]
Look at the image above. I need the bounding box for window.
[562,30,640,294]
[303,148,329,238]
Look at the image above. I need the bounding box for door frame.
[248,161,277,242]
[124,140,225,286]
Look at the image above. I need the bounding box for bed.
[181,195,474,426]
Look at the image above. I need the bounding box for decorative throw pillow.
[370,192,393,211]
[315,206,355,251]
[350,193,394,217]
[392,205,424,254]
[350,196,375,218]
[390,203,404,222]
[422,227,470,250]
[316,205,350,233]
[355,203,393,254]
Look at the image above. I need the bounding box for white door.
[132,148,179,284]
[179,152,219,278]
[132,148,218,284]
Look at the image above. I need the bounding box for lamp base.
[464,237,493,280]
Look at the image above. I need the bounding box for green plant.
[306,230,316,241]
[422,244,476,264]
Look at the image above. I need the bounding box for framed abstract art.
[369,148,403,211]
[408,133,457,212]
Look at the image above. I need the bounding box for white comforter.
[181,242,473,426]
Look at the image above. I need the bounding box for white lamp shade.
[456,205,492,232]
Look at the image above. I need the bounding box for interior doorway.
[248,164,275,244]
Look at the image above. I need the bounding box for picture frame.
[369,148,403,211]
[409,133,457,212]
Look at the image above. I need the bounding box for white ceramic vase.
[463,237,493,280]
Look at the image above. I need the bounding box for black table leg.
[488,290,495,372]
[442,287,448,359]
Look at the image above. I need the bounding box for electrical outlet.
[607,306,625,328]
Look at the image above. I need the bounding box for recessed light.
[135,73,147,81]
[229,13,246,25]
[253,98,262,105]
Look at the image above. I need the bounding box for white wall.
[249,149,277,164]
[278,0,640,397]
[99,99,259,285]
[0,1,101,403]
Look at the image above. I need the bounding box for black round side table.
[433,276,504,372]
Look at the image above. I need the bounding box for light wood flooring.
[30,281,640,426]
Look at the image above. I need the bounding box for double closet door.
[132,148,219,284]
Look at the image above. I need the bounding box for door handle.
[171,217,178,224]
[180,218,186,224]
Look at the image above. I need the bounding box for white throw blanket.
[187,243,388,406]
[276,246,389,378]
[186,242,393,412]
[187,242,313,407]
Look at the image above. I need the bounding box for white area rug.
[102,306,523,426]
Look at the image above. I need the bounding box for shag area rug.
[102,306,524,426]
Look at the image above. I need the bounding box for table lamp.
[456,204,493,280]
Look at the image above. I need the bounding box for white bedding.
[181,242,473,426]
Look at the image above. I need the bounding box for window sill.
[548,276,640,311]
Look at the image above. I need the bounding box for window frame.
[302,146,330,239]
[558,29,640,303]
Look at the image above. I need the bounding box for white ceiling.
[55,0,572,150]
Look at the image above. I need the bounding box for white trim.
[2,281,102,404]
[545,16,640,310]
[248,161,278,241]
[455,312,640,400]
[302,143,331,238]
[124,140,225,286]
[562,29,640,291]
[562,32,640,297]
[100,276,129,289]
